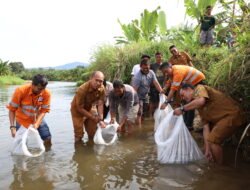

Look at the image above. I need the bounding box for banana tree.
[115,19,141,44]
[115,7,167,44]
[184,0,218,23]
[140,7,159,41]
[0,59,10,76]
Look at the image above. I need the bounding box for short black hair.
[169,45,176,50]
[103,79,107,87]
[141,54,151,60]
[155,52,162,56]
[113,80,124,89]
[159,62,171,70]
[32,74,48,87]
[181,83,195,90]
[140,59,150,66]
[206,5,212,9]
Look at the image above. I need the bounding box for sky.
[0,0,187,68]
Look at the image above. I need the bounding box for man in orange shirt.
[7,74,52,146]
[71,71,106,143]
[160,62,205,129]
[168,45,194,67]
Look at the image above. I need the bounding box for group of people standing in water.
[7,43,246,165]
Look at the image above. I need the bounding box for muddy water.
[0,82,250,190]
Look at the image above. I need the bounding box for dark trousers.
[104,105,109,119]
[183,110,195,128]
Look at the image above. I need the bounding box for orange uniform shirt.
[7,83,51,128]
[169,51,192,66]
[166,65,205,91]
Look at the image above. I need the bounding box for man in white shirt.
[131,54,151,78]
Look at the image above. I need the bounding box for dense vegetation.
[0,0,249,116]
[83,0,250,117]
[0,58,87,85]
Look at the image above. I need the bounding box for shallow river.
[0,82,250,190]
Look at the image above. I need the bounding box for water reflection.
[10,155,54,190]
[153,163,205,190]
[71,130,160,190]
[1,82,250,190]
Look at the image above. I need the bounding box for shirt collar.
[174,52,181,58]
[28,84,35,96]
[87,81,103,93]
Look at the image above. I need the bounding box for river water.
[0,82,250,190]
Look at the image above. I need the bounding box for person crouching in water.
[174,83,245,164]
[7,74,52,146]
[71,71,106,143]
[109,80,139,133]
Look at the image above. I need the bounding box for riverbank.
[0,75,24,85]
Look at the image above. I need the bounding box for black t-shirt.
[150,63,164,87]
[200,15,215,31]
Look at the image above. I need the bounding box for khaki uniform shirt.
[169,51,192,66]
[71,81,105,116]
[194,85,244,125]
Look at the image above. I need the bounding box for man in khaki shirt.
[168,45,194,67]
[71,71,106,142]
[174,83,245,164]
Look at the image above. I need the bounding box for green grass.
[0,75,25,85]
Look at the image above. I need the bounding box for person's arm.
[151,71,163,93]
[119,92,134,126]
[183,97,206,110]
[173,97,206,115]
[160,89,176,109]
[7,88,21,137]
[208,17,216,30]
[33,112,46,129]
[153,79,163,93]
[97,99,104,121]
[203,123,213,161]
[131,75,140,92]
[109,92,117,124]
[110,112,116,124]
[34,90,51,129]
[211,17,216,29]
[9,110,16,137]
[162,79,171,93]
[75,89,100,122]
[184,52,194,67]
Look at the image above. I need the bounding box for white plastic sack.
[103,111,111,124]
[94,112,119,145]
[154,94,172,131]
[12,125,45,157]
[93,123,119,145]
[154,110,204,164]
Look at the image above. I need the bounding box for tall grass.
[81,17,250,119]
[88,41,171,84]
[0,75,25,85]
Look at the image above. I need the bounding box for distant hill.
[53,62,89,70]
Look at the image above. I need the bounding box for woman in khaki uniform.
[174,83,245,164]
[71,71,106,142]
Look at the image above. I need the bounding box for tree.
[184,0,218,23]
[0,59,10,76]
[115,7,167,44]
[8,62,25,74]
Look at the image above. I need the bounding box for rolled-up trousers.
[71,109,98,140]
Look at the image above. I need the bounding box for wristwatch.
[164,100,171,105]
[10,126,16,129]
[180,105,185,112]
